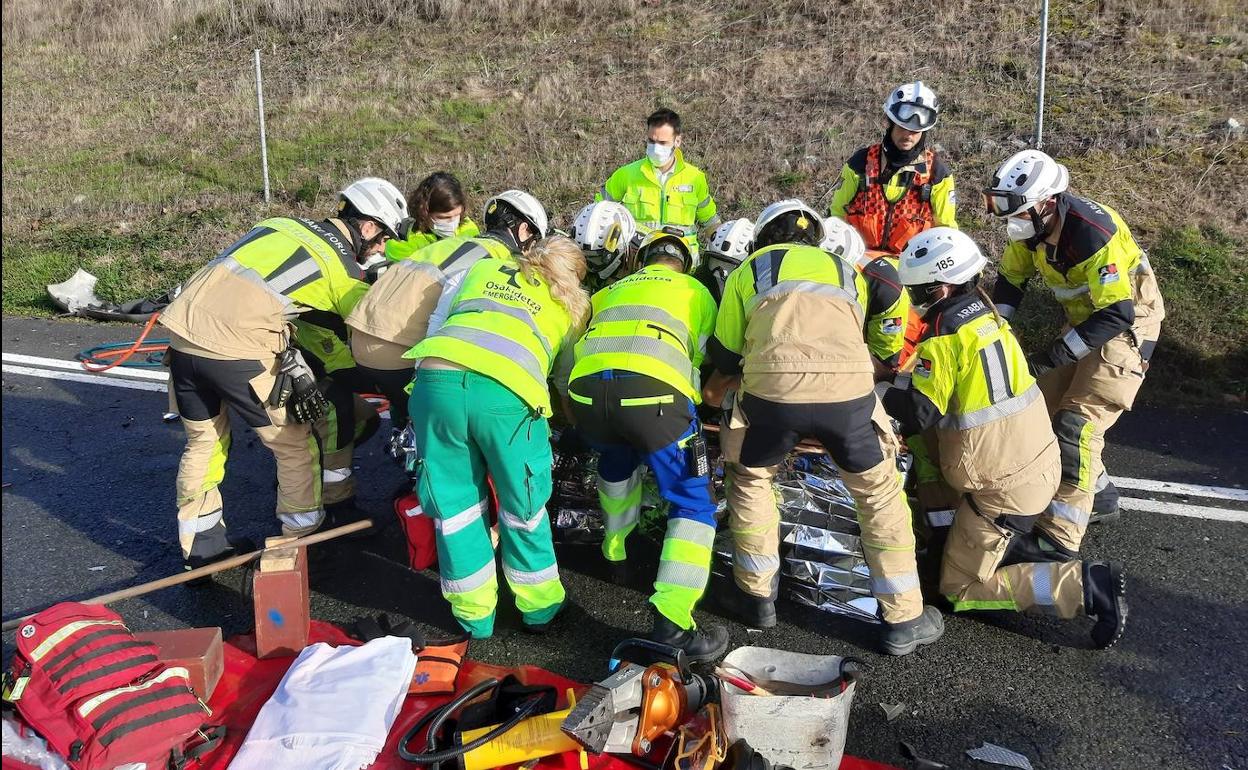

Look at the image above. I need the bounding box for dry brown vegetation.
[3,0,1246,398]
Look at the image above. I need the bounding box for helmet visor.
[889,102,937,131]
[982,188,1030,217]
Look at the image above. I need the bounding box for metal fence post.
[1035,0,1050,149]
[254,49,271,203]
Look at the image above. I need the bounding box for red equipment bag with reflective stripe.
[2,603,222,769]
[395,492,438,570]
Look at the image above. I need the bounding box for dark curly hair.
[407,172,468,233]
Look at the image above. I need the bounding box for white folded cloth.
[229,637,418,770]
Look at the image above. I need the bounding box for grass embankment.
[3,0,1245,401]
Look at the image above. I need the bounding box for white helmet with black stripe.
[338,177,408,239]
[571,201,636,281]
[820,216,869,269]
[898,227,986,286]
[884,81,940,133]
[484,189,549,240]
[983,149,1070,218]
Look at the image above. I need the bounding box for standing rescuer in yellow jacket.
[384,172,480,262]
[598,108,721,261]
[883,228,1129,649]
[984,150,1165,553]
[829,81,957,256]
[158,177,407,572]
[705,199,944,655]
[406,192,591,639]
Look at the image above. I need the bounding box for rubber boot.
[648,609,730,663]
[606,559,632,588]
[1083,561,1128,649]
[184,537,256,588]
[716,581,777,629]
[1000,527,1077,567]
[880,605,945,656]
[1089,479,1122,525]
[324,498,378,538]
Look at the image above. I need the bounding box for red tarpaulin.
[3,621,899,770]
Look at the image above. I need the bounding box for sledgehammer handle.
[1,519,373,633]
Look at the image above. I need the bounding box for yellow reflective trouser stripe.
[1078,419,1095,491]
[201,430,231,496]
[568,391,594,405]
[30,620,126,661]
[620,395,676,407]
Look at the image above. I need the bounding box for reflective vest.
[902,294,1054,491]
[845,145,936,255]
[160,217,368,360]
[409,257,574,415]
[348,235,512,350]
[598,150,717,255]
[571,264,718,402]
[385,217,481,262]
[858,253,910,369]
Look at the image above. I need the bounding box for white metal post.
[254,49,271,203]
[1035,0,1050,149]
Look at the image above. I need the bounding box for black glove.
[268,347,328,423]
[1026,350,1056,379]
[347,613,427,650]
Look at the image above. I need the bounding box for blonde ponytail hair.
[521,235,591,333]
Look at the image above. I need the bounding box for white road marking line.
[2,364,167,393]
[2,353,168,381]
[1113,476,1247,503]
[1120,496,1248,523]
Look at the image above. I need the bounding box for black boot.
[648,609,729,663]
[324,498,378,538]
[606,559,632,587]
[1089,480,1122,525]
[1000,527,1077,567]
[1083,561,1127,649]
[522,601,568,635]
[880,605,944,656]
[183,537,255,588]
[715,581,777,629]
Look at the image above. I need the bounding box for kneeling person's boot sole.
[881,605,945,656]
[1084,561,1128,649]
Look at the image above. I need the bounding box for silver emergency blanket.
[549,431,910,623]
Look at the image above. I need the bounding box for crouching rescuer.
[707,199,944,656]
[406,192,591,639]
[158,177,407,571]
[882,228,1128,648]
[568,230,726,662]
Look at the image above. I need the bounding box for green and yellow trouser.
[941,446,1085,617]
[167,347,323,561]
[409,368,565,639]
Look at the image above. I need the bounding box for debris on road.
[966,742,1034,769]
[900,741,949,769]
[880,702,907,722]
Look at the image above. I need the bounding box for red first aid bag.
[3,603,222,769]
[395,492,438,570]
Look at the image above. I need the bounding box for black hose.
[397,677,548,765]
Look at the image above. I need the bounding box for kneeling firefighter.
[406,193,591,639]
[708,199,944,655]
[158,177,406,571]
[569,200,639,291]
[568,230,726,662]
[882,228,1128,648]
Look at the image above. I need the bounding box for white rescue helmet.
[898,228,987,287]
[983,149,1070,217]
[338,177,408,239]
[484,189,550,239]
[819,216,869,269]
[753,199,825,249]
[707,218,754,269]
[571,201,636,281]
[883,81,940,133]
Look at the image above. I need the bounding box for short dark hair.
[407,172,468,233]
[755,212,822,250]
[646,108,682,135]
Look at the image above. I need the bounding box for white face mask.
[1006,216,1036,242]
[431,217,460,239]
[646,142,674,168]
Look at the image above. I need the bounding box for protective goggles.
[982,188,1034,217]
[888,102,937,131]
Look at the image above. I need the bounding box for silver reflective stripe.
[267,257,321,295]
[278,508,324,531]
[436,499,487,536]
[1048,499,1090,528]
[500,507,547,533]
[397,260,448,284]
[578,335,694,382]
[655,561,710,589]
[1051,284,1090,301]
[604,510,640,533]
[940,384,1041,430]
[592,304,691,347]
[1095,470,1112,493]
[926,509,956,528]
[436,326,546,384]
[598,470,641,498]
[997,303,1017,321]
[733,549,781,574]
[600,185,616,202]
[697,196,712,210]
[502,563,560,586]
[1031,566,1055,606]
[665,518,717,548]
[442,560,497,594]
[748,280,863,324]
[982,341,1012,404]
[179,509,224,537]
[217,256,294,312]
[323,467,352,483]
[871,571,921,595]
[1063,328,1092,359]
[455,298,553,358]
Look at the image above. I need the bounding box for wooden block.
[253,544,310,659]
[133,627,224,700]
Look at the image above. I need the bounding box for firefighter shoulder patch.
[881,317,904,334]
[1097,264,1120,285]
[914,357,934,378]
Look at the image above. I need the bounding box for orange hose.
[80,312,163,373]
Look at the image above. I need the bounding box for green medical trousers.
[409,369,565,638]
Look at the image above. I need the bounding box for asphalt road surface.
[4,317,1246,770]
